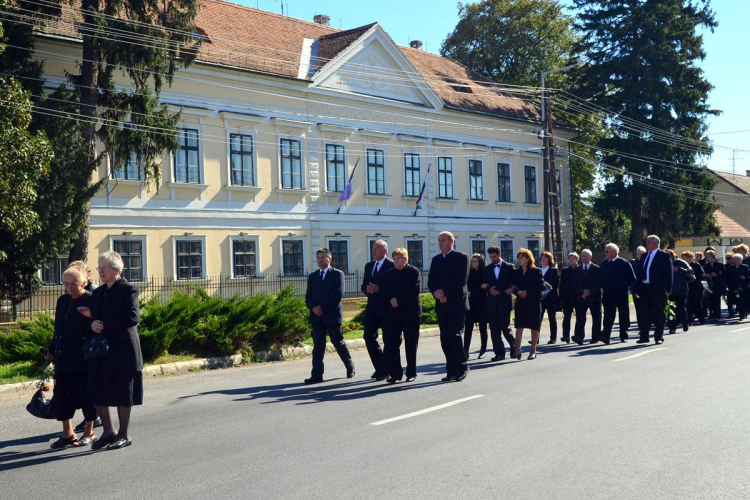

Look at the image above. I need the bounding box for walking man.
[481,246,517,360]
[600,243,636,343]
[634,235,673,344]
[360,240,393,381]
[571,249,602,345]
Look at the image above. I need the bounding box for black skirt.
[514,297,542,330]
[88,371,143,407]
[53,373,97,421]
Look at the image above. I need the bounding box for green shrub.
[0,314,54,364]
[420,293,437,325]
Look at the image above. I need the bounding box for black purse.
[81,333,109,362]
[26,361,57,420]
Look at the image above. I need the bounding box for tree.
[441,0,577,88]
[572,0,720,250]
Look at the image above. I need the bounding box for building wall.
[712,178,750,231]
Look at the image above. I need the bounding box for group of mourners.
[45,252,143,451]
[303,233,750,384]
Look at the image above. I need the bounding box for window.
[524,165,537,203]
[280,138,303,189]
[366,149,385,195]
[232,240,257,278]
[527,240,541,259]
[325,144,346,192]
[230,134,255,186]
[43,257,69,285]
[497,162,511,202]
[282,239,304,276]
[437,157,453,199]
[176,240,203,280]
[174,128,200,183]
[556,169,562,204]
[471,240,487,258]
[113,240,143,282]
[406,240,424,270]
[112,152,142,181]
[404,153,421,197]
[469,160,484,200]
[500,240,514,262]
[328,239,349,274]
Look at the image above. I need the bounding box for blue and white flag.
[338,157,360,202]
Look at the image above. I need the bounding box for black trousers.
[638,284,667,341]
[602,293,630,340]
[727,294,736,317]
[384,317,420,380]
[541,297,558,341]
[708,291,722,320]
[487,303,516,357]
[463,316,488,355]
[668,295,688,331]
[363,315,387,376]
[311,323,353,378]
[632,293,641,329]
[437,308,468,376]
[574,301,602,341]
[53,373,97,422]
[733,292,748,319]
[687,291,705,324]
[561,302,575,341]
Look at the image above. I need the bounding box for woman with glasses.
[464,253,489,359]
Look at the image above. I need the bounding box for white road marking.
[729,326,750,333]
[613,348,666,362]
[370,395,484,426]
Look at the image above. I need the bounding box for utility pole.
[547,105,564,266]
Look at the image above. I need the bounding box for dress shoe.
[572,337,583,346]
[547,339,556,345]
[370,371,379,379]
[620,338,628,343]
[346,367,356,379]
[455,372,468,382]
[528,352,537,360]
[509,349,517,358]
[75,417,102,433]
[304,377,324,384]
[602,338,611,345]
[478,351,486,359]
[441,375,456,382]
[669,329,676,335]
[562,337,570,344]
[655,338,665,345]
[375,375,387,382]
[406,375,416,382]
[386,377,400,384]
[683,324,689,331]
[515,350,523,360]
[490,355,505,362]
[636,339,650,344]
[589,339,599,345]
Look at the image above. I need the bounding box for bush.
[0,314,54,364]
[420,293,437,325]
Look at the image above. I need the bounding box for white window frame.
[170,124,205,184]
[526,238,542,259]
[367,236,392,263]
[469,238,488,259]
[495,158,513,203]
[365,147,387,196]
[279,236,307,276]
[324,142,348,193]
[437,155,455,199]
[38,255,70,286]
[326,236,352,274]
[228,235,260,279]
[277,134,307,190]
[226,127,258,187]
[108,151,143,182]
[109,235,148,283]
[405,237,426,271]
[467,157,485,201]
[402,151,422,198]
[171,235,208,281]
[499,238,515,264]
[524,164,539,204]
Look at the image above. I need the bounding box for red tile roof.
[711,170,750,195]
[714,210,750,238]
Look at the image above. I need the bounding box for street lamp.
[541,58,585,125]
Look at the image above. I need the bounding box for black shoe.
[107,435,132,450]
[490,355,505,362]
[91,432,116,451]
[386,377,400,384]
[636,339,650,344]
[406,375,416,382]
[370,371,379,379]
[75,417,102,433]
[509,349,517,359]
[620,338,628,343]
[572,337,583,346]
[455,372,468,382]
[441,375,456,382]
[562,337,570,344]
[683,324,689,331]
[304,377,324,384]
[547,339,556,345]
[602,338,611,345]
[655,338,665,345]
[669,329,676,335]
[375,375,387,382]
[477,351,486,359]
[589,339,599,345]
[346,367,356,379]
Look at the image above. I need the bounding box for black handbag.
[26,388,57,419]
[80,333,109,362]
[540,281,554,300]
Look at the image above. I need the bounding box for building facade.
[37,3,576,285]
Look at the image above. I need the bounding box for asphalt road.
[1,316,749,500]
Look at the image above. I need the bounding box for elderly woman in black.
[539,251,559,345]
[512,248,544,360]
[464,253,489,359]
[45,266,98,449]
[78,251,143,450]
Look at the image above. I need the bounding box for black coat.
[725,264,750,293]
[688,262,706,294]
[382,264,422,320]
[483,259,514,312]
[702,261,726,294]
[512,267,544,330]
[467,268,488,322]
[306,267,344,325]
[540,267,559,305]
[636,249,673,294]
[559,266,577,306]
[50,292,93,375]
[600,257,636,299]
[572,263,602,304]
[360,259,395,319]
[427,250,469,313]
[90,278,143,373]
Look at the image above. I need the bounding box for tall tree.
[572,0,719,250]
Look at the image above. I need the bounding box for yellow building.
[37,3,576,285]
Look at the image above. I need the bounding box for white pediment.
[309,25,443,109]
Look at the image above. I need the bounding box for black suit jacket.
[382,264,422,320]
[541,267,559,303]
[571,263,602,304]
[559,266,577,305]
[50,292,93,375]
[702,261,725,293]
[688,262,706,293]
[90,278,143,373]
[427,250,470,312]
[306,267,344,325]
[629,259,642,293]
[360,259,395,319]
[483,259,514,312]
[636,249,673,294]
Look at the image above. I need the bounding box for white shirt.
[643,249,658,283]
[493,261,502,279]
[541,265,549,276]
[442,249,453,258]
[320,266,331,281]
[373,258,386,276]
[583,263,590,271]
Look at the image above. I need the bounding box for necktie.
[642,253,651,281]
[320,270,325,281]
[373,262,380,276]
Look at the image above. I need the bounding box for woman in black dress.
[78,251,143,451]
[464,253,489,359]
[45,266,99,449]
[539,251,559,345]
[512,248,544,360]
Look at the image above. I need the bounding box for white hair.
[646,235,660,246]
[636,246,646,254]
[373,239,388,250]
[581,249,592,257]
[733,254,744,260]
[605,243,619,255]
[98,251,124,273]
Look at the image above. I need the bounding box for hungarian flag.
[338,157,360,202]
[415,162,432,210]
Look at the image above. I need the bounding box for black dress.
[466,268,488,324]
[512,267,544,330]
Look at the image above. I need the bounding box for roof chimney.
[410,40,423,50]
[313,14,330,26]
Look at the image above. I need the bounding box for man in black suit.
[702,250,725,321]
[559,252,579,343]
[571,249,602,345]
[481,246,516,361]
[360,239,394,381]
[304,248,354,384]
[683,251,706,325]
[629,246,646,328]
[633,235,673,344]
[427,231,470,382]
[601,243,636,343]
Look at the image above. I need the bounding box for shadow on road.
[0,448,99,472]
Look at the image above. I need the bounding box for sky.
[237,0,748,175]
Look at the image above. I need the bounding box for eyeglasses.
[95,266,111,272]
